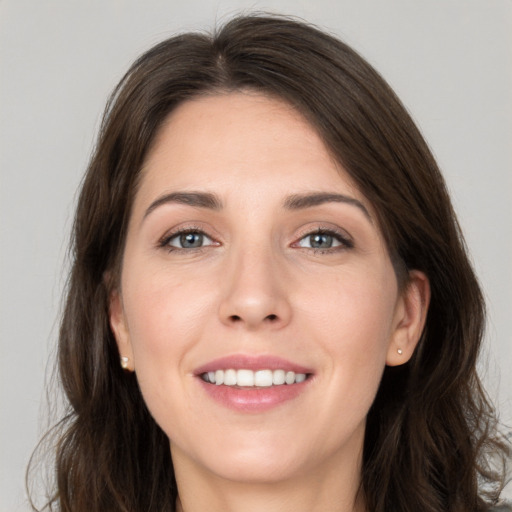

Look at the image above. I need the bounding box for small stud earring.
[120,356,130,369]
[397,348,403,355]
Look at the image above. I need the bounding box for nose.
[218,245,292,330]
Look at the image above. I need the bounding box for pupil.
[311,233,332,249]
[180,233,203,248]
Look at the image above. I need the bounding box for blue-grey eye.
[311,233,333,249]
[297,232,346,249]
[168,231,213,249]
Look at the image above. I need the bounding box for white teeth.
[224,369,237,385]
[254,370,273,387]
[236,369,254,387]
[215,369,224,386]
[295,373,306,383]
[202,369,308,387]
[285,371,295,385]
[272,369,286,385]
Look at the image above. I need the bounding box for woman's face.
[110,92,427,485]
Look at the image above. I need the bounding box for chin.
[204,452,309,484]
[171,431,314,485]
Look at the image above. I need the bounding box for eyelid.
[156,222,353,252]
[291,225,354,251]
[158,225,220,251]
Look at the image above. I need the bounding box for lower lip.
[197,378,311,413]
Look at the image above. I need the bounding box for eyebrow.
[284,192,371,221]
[144,191,223,220]
[143,190,371,222]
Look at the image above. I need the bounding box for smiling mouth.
[200,369,310,387]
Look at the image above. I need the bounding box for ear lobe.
[109,289,134,371]
[386,270,430,366]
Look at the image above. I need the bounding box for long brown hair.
[30,13,509,511]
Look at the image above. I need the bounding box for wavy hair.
[29,13,509,512]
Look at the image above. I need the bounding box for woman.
[32,13,510,512]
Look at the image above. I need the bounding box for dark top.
[490,503,512,511]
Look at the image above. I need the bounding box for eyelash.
[158,226,215,253]
[293,227,354,253]
[158,226,354,253]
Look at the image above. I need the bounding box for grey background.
[1,1,511,510]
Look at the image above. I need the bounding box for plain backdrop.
[1,1,511,510]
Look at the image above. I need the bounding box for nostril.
[228,313,278,323]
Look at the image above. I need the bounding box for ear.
[109,288,134,372]
[386,270,430,366]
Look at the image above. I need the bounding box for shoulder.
[490,503,512,511]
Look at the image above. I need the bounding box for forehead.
[137,91,365,206]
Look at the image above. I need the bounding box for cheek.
[304,266,397,344]
[120,266,218,436]
[301,267,397,399]
[120,258,219,400]
[123,258,211,344]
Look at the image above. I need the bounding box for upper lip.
[194,354,313,375]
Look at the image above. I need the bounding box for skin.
[110,91,430,512]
